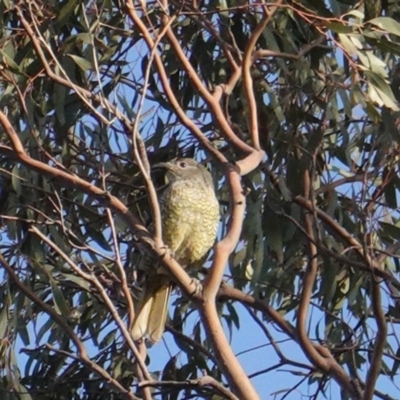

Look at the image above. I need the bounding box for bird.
[131,158,220,343]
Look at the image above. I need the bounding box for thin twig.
[218,283,363,398]
[29,225,152,382]
[130,17,176,244]
[0,253,139,400]
[139,376,240,400]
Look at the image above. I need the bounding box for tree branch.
[362,271,387,400]
[160,11,255,154]
[242,1,282,150]
[218,284,363,398]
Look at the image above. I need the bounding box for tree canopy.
[1,0,400,399]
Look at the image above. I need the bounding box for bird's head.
[153,158,213,186]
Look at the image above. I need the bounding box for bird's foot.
[159,244,176,260]
[190,278,203,296]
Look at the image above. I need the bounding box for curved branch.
[242,1,282,150]
[290,193,391,399]
[198,156,262,399]
[296,170,332,370]
[157,6,255,153]
[218,284,363,398]
[363,274,387,400]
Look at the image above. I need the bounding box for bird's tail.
[131,276,171,343]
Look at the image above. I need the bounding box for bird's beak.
[152,162,170,171]
[152,162,174,184]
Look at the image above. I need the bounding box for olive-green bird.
[131,158,220,343]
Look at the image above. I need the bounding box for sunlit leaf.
[368,17,400,37]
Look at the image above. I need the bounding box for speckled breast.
[160,179,219,267]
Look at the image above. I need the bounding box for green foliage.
[0,0,400,399]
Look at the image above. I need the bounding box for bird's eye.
[178,161,187,168]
